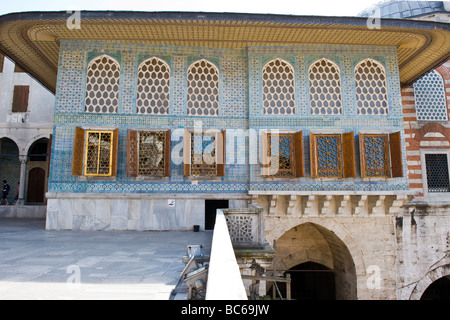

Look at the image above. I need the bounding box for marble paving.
[0,218,212,299]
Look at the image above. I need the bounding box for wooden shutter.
[309,132,317,178]
[183,129,191,176]
[111,128,119,176]
[164,130,171,177]
[127,130,138,177]
[0,54,4,73]
[261,131,270,177]
[216,130,226,177]
[47,134,52,177]
[72,127,85,176]
[12,86,29,112]
[342,131,356,178]
[293,131,304,178]
[389,131,403,178]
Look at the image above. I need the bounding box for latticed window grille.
[138,131,166,176]
[425,154,450,192]
[359,134,390,177]
[262,58,295,115]
[190,133,216,176]
[315,134,343,178]
[267,133,295,177]
[85,131,113,176]
[414,70,448,121]
[355,59,389,115]
[85,55,120,113]
[136,57,170,115]
[309,58,342,115]
[187,59,219,116]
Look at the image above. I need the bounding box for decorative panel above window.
[127,130,171,177]
[71,127,119,177]
[355,59,389,115]
[261,131,304,178]
[85,55,120,113]
[183,130,225,177]
[310,132,355,178]
[262,58,295,115]
[413,70,448,121]
[309,58,342,115]
[136,57,170,115]
[359,132,403,178]
[187,59,219,116]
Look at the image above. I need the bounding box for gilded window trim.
[84,130,114,176]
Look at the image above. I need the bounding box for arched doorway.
[274,222,357,300]
[26,138,49,204]
[420,276,450,300]
[0,138,20,203]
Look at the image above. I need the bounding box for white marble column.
[17,155,27,205]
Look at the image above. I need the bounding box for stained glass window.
[267,133,295,177]
[359,134,390,177]
[191,133,217,176]
[314,134,343,178]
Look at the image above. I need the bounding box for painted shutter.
[127,130,138,177]
[342,131,356,178]
[309,132,317,178]
[47,134,52,177]
[293,131,304,178]
[183,129,191,176]
[71,127,85,175]
[389,131,403,178]
[12,85,29,112]
[111,128,119,176]
[164,130,171,177]
[216,130,226,177]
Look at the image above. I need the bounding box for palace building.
[0,4,449,299]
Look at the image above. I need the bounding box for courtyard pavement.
[0,218,212,300]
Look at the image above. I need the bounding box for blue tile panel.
[49,41,408,194]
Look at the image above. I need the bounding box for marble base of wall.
[45,192,249,231]
[0,205,47,218]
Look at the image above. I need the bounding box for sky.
[0,0,384,17]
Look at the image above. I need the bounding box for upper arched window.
[309,58,342,115]
[187,59,219,116]
[136,57,170,115]
[85,55,120,113]
[355,59,389,115]
[413,70,448,121]
[262,58,295,115]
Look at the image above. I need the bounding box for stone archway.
[409,264,450,300]
[274,222,357,300]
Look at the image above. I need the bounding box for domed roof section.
[358,0,449,19]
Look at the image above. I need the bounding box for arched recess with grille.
[413,69,448,121]
[186,59,219,116]
[262,58,296,115]
[85,54,120,113]
[308,58,342,115]
[355,58,389,116]
[136,57,170,115]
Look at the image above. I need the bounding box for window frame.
[183,129,225,178]
[71,127,119,178]
[420,149,450,199]
[126,129,171,178]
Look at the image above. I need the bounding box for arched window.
[136,57,170,115]
[187,59,219,116]
[414,70,448,121]
[262,58,295,115]
[309,58,342,115]
[85,55,120,113]
[355,59,389,115]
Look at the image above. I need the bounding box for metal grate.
[425,154,450,193]
[85,131,112,176]
[191,134,216,176]
[268,133,294,177]
[138,131,166,175]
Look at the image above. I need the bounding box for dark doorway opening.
[27,167,46,203]
[205,200,228,230]
[285,262,336,300]
[421,276,450,300]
